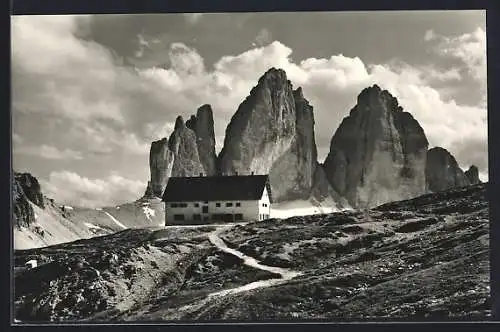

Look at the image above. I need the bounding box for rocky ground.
[13,183,490,322]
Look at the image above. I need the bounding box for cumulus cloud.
[12,16,488,202]
[253,28,272,47]
[12,133,23,145]
[183,13,204,25]
[40,171,145,208]
[15,144,84,160]
[425,27,487,106]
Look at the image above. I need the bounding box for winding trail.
[171,224,302,318]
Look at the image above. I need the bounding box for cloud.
[424,29,436,41]
[253,28,272,47]
[15,144,84,160]
[12,133,23,145]
[40,171,145,208]
[426,27,487,106]
[183,13,204,25]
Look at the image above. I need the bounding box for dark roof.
[162,175,272,203]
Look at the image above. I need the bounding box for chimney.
[199,173,203,177]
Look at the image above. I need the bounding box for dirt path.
[165,224,302,319]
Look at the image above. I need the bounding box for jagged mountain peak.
[465,165,482,185]
[260,67,287,80]
[356,84,403,113]
[323,85,428,208]
[174,116,185,130]
[293,86,305,99]
[426,147,471,192]
[14,172,44,209]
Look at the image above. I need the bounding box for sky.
[11,11,488,208]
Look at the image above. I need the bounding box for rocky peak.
[174,116,185,130]
[323,85,428,208]
[14,172,44,208]
[425,147,470,192]
[185,104,217,176]
[465,165,482,185]
[356,85,403,115]
[259,67,288,84]
[13,172,41,229]
[218,67,297,178]
[217,68,334,202]
[147,106,216,197]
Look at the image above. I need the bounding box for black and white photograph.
[11,10,490,322]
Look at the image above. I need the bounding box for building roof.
[162,175,273,203]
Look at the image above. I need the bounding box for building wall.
[164,187,272,225]
[258,186,271,220]
[165,199,260,225]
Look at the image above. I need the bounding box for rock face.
[465,165,482,185]
[425,147,471,192]
[148,116,207,197]
[323,85,429,209]
[217,68,332,202]
[185,104,218,177]
[13,175,36,228]
[14,173,44,208]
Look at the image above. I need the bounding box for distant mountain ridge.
[12,172,165,250]
[146,67,480,209]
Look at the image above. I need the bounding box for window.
[202,206,209,213]
[216,203,221,207]
[193,214,201,221]
[226,202,233,207]
[235,214,243,221]
[181,203,188,208]
[173,214,185,221]
[223,214,234,222]
[236,202,241,207]
[204,201,208,204]
[171,203,178,208]
[194,203,199,207]
[262,203,267,207]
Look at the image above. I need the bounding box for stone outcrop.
[14,172,44,208]
[13,175,36,228]
[217,68,335,202]
[13,172,45,229]
[323,85,429,209]
[147,116,206,197]
[185,104,217,177]
[465,165,482,185]
[425,147,471,192]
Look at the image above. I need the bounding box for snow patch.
[271,200,339,219]
[103,212,127,230]
[95,207,102,211]
[63,205,74,210]
[84,222,103,230]
[142,206,156,221]
[115,206,120,210]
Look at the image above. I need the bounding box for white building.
[161,174,272,225]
